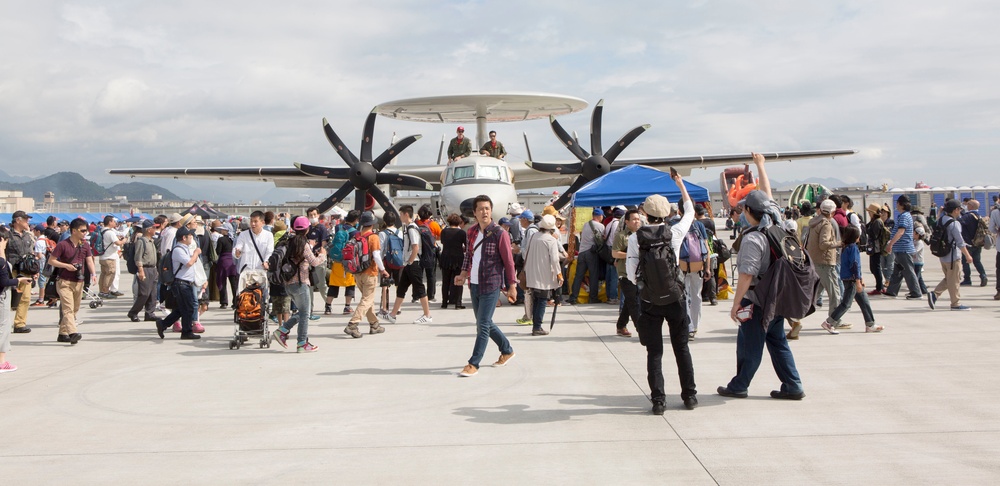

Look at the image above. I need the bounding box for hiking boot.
[344,323,363,339]
[369,324,385,334]
[531,328,549,336]
[515,316,532,325]
[297,341,318,353]
[459,364,478,377]
[272,329,289,348]
[492,352,515,367]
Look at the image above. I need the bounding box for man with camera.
[6,211,38,334]
[48,218,97,345]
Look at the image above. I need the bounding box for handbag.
[589,222,613,264]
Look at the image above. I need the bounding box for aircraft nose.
[460,198,476,219]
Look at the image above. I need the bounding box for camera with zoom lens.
[380,275,395,287]
[73,263,83,280]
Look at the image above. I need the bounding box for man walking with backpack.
[627,169,698,414]
[928,199,974,311]
[344,212,389,338]
[959,200,988,287]
[718,152,806,402]
[326,210,358,316]
[387,205,433,324]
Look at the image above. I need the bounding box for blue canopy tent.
[570,164,711,207]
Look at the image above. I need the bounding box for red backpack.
[342,231,373,275]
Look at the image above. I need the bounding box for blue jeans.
[962,246,986,283]
[829,279,875,325]
[280,282,312,345]
[570,250,601,302]
[531,290,549,331]
[468,284,513,368]
[605,264,619,300]
[726,298,803,395]
[914,262,928,294]
[879,253,895,287]
[886,251,921,297]
[162,281,196,334]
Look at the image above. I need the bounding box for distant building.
[0,190,35,213]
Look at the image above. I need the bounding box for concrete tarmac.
[2,251,999,485]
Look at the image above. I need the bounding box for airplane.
[108,93,856,222]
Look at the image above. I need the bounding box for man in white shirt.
[233,211,274,295]
[159,213,183,258]
[98,215,126,299]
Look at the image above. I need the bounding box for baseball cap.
[738,190,770,213]
[176,226,193,239]
[592,208,604,217]
[11,211,31,221]
[292,216,310,231]
[359,211,376,228]
[517,209,534,221]
[498,217,510,226]
[457,126,465,132]
[140,220,155,230]
[820,199,836,214]
[643,195,671,218]
[943,199,962,213]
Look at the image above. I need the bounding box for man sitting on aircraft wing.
[447,126,472,162]
[479,130,506,159]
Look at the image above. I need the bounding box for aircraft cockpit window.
[453,165,476,181]
[478,165,507,182]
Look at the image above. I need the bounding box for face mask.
[309,217,319,224]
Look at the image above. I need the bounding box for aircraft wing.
[108,165,448,190]
[511,149,857,189]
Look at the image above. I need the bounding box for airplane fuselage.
[437,154,518,223]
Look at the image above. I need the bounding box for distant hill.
[0,169,35,183]
[0,172,180,201]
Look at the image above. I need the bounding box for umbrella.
[549,290,563,331]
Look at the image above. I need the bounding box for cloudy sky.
[1,0,997,196]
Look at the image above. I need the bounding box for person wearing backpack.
[343,212,389,338]
[325,210,358,316]
[376,212,403,320]
[568,209,606,305]
[718,152,805,402]
[820,226,884,334]
[6,211,37,335]
[928,199,975,311]
[127,221,159,323]
[626,174,698,413]
[417,204,441,303]
[270,217,328,353]
[959,199,988,287]
[677,204,710,340]
[387,205,433,324]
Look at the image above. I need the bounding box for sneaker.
[0,361,17,373]
[383,312,397,324]
[770,389,806,400]
[616,327,632,337]
[951,305,972,311]
[272,329,289,348]
[605,299,619,305]
[343,306,353,315]
[688,331,696,340]
[459,364,478,377]
[786,322,802,340]
[12,326,31,334]
[928,292,937,309]
[297,342,318,353]
[31,301,44,307]
[323,305,332,315]
[515,316,532,325]
[112,291,125,296]
[531,328,549,336]
[413,315,433,324]
[369,324,385,334]
[192,322,205,333]
[717,386,748,399]
[344,324,363,339]
[171,322,182,333]
[905,294,922,300]
[821,322,840,335]
[866,289,883,296]
[309,314,321,321]
[834,322,852,329]
[881,292,897,298]
[865,324,884,333]
[651,401,666,415]
[492,352,515,367]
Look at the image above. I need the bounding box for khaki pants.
[99,259,116,294]
[350,272,379,326]
[57,279,83,335]
[933,261,962,308]
[13,270,31,329]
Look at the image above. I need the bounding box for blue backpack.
[381,228,405,270]
[328,224,356,263]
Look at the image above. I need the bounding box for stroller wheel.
[89,302,98,309]
[229,340,236,350]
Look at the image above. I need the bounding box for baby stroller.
[83,286,104,309]
[229,276,270,350]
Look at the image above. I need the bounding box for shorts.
[327,285,356,298]
[271,295,291,315]
[396,262,426,300]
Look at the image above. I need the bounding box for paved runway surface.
[2,251,999,484]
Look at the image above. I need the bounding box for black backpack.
[410,224,437,270]
[635,225,685,306]
[123,235,138,275]
[158,249,177,286]
[267,237,299,286]
[744,224,819,321]
[929,219,957,258]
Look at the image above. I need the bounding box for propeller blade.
[316,182,356,214]
[551,175,592,210]
[549,115,589,162]
[372,134,422,171]
[354,188,368,213]
[360,110,377,163]
[603,124,651,164]
[294,163,350,179]
[524,160,583,174]
[590,99,604,157]
[376,172,434,190]
[368,186,401,227]
[323,118,358,167]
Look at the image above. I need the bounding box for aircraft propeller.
[533,99,650,209]
[296,109,430,222]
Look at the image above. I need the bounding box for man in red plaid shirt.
[455,195,517,377]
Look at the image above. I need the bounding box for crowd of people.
[1,173,997,416]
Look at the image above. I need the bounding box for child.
[822,225,884,334]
